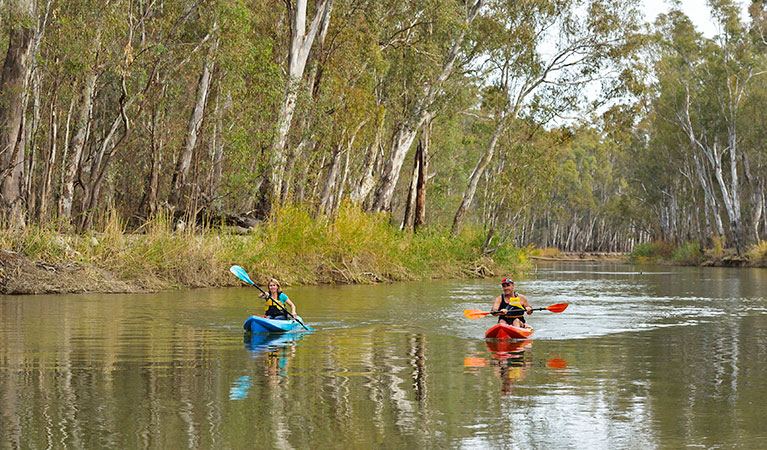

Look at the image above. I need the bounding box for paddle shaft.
[463,302,568,319]
[495,306,558,314]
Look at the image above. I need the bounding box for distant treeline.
[0,0,765,255]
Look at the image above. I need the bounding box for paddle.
[229,265,310,331]
[463,302,569,319]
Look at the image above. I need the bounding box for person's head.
[268,278,282,294]
[501,277,515,292]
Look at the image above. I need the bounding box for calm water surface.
[2,262,767,448]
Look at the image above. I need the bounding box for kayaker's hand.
[525,306,533,315]
[500,309,508,315]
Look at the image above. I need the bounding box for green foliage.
[629,241,675,262]
[1,204,529,289]
[672,241,703,265]
[706,236,726,260]
[6,0,765,267]
[746,240,767,266]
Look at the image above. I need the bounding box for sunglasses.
[502,282,514,286]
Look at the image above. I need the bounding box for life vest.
[499,294,525,319]
[264,293,287,316]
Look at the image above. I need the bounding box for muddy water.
[2,262,766,448]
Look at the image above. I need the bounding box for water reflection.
[2,264,766,448]
[486,339,533,395]
[229,332,304,399]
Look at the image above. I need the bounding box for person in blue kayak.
[258,278,297,320]
[491,277,533,328]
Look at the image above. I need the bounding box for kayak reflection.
[243,331,305,354]
[229,333,305,400]
[485,339,532,396]
[245,332,302,381]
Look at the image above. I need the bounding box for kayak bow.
[243,315,313,333]
[485,322,534,339]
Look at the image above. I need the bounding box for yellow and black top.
[265,293,289,317]
[498,294,526,323]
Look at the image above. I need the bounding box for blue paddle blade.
[230,265,255,285]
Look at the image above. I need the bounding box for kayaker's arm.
[519,294,533,314]
[490,295,507,316]
[284,297,297,316]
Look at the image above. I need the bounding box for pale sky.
[642,0,751,36]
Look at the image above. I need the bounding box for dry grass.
[2,204,530,292]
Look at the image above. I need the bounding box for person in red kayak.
[258,278,297,320]
[491,277,533,328]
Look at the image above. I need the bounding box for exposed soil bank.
[1,249,148,294]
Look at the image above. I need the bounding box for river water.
[2,262,767,448]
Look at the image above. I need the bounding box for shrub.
[2,203,532,289]
[747,240,767,266]
[629,241,674,262]
[672,241,703,265]
[705,235,726,260]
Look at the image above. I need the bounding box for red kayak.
[485,322,534,339]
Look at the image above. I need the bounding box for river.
[2,262,767,448]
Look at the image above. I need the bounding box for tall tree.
[652,2,766,253]
[451,0,643,236]
[0,0,37,227]
[170,30,219,211]
[370,0,485,214]
[259,0,333,217]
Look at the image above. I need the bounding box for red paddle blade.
[545,303,569,313]
[463,309,492,319]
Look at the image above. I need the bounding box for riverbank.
[530,251,626,262]
[626,240,767,268]
[1,204,531,295]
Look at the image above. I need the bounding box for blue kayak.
[243,315,311,333]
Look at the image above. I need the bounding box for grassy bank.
[0,203,531,293]
[628,239,767,267]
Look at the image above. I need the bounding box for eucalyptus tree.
[169,25,220,213]
[0,0,38,227]
[652,1,766,254]
[369,0,486,214]
[450,0,644,237]
[258,0,333,217]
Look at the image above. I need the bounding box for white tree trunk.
[37,84,57,222]
[0,0,36,227]
[171,36,218,209]
[59,70,97,221]
[350,112,386,204]
[451,109,507,237]
[371,0,485,213]
[267,0,333,209]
